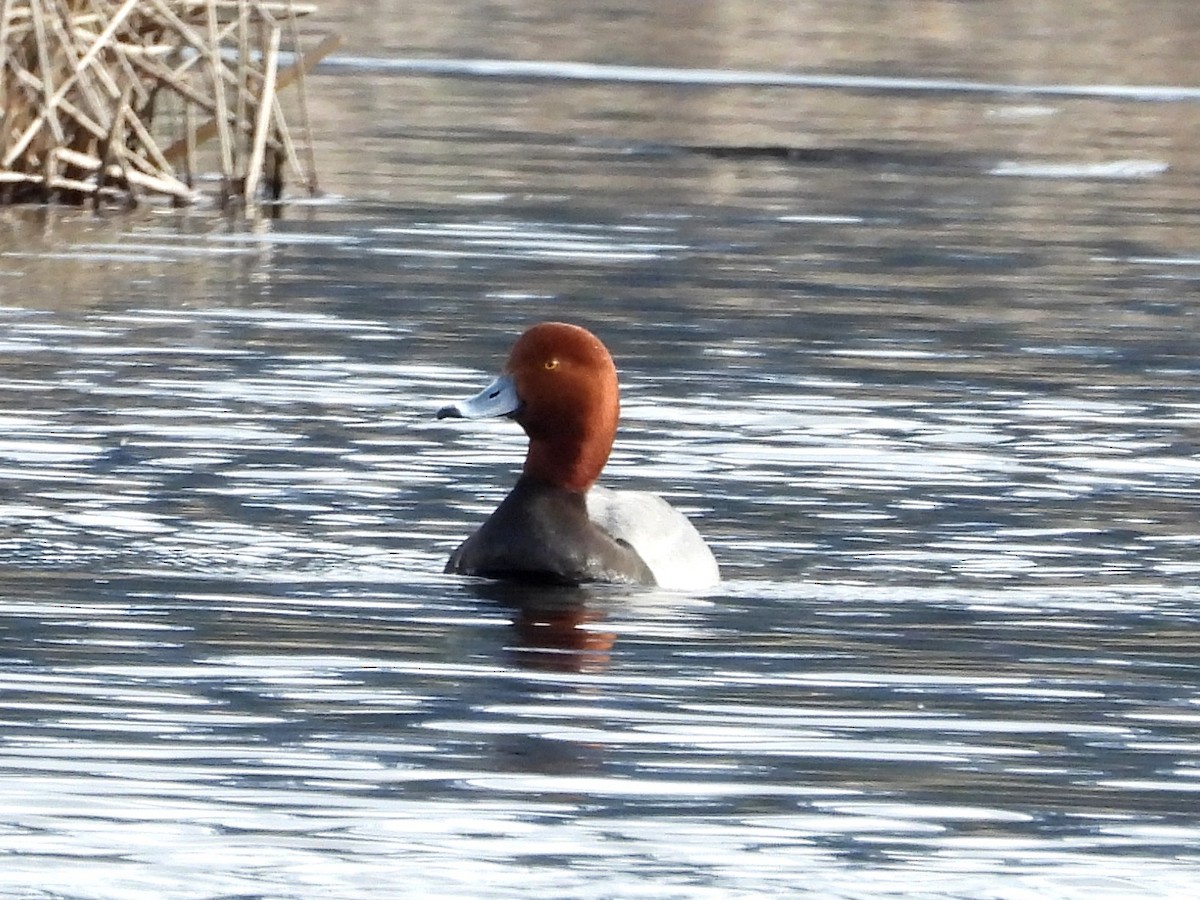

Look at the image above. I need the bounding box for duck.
[437,322,720,590]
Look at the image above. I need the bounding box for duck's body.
[584,485,720,590]
[438,322,719,590]
[446,475,655,585]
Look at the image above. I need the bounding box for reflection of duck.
[512,602,616,673]
[438,322,719,589]
[468,581,617,673]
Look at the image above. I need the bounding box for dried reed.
[0,0,338,206]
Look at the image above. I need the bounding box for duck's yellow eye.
[543,358,559,371]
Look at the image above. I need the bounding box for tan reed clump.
[0,0,339,207]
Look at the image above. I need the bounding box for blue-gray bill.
[436,373,521,420]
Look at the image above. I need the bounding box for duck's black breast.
[445,476,656,586]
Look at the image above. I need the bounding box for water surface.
[2,1,1200,897]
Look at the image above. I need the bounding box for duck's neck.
[523,430,612,494]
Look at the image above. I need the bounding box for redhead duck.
[437,322,720,590]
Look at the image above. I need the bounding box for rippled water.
[3,2,1200,897]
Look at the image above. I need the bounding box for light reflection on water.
[3,234,1196,586]
[5,19,1200,900]
[3,208,1200,898]
[3,576,1200,898]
